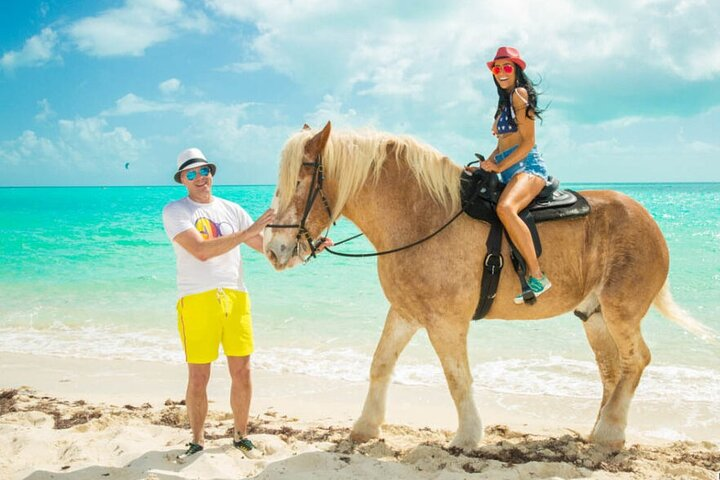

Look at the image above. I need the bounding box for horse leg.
[589,296,651,450]
[426,320,482,450]
[579,295,621,430]
[351,307,418,442]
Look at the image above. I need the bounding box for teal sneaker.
[514,274,552,304]
[177,442,204,461]
[233,437,263,459]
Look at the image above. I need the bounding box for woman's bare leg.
[495,173,545,277]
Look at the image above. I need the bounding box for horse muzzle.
[265,234,305,270]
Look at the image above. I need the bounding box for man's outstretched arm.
[174,208,275,261]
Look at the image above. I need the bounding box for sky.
[1,0,719,186]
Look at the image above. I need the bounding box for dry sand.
[1,353,718,479]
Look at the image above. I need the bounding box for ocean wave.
[0,326,718,403]
[0,326,182,364]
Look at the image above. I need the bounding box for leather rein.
[267,153,464,262]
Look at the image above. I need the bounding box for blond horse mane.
[277,129,462,219]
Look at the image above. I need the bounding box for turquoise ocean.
[1,184,718,421]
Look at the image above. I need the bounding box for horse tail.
[653,280,718,343]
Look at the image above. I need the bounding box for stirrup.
[514,274,551,304]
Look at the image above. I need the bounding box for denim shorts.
[494,145,548,184]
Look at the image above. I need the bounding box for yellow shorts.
[177,288,254,364]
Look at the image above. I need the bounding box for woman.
[466,46,551,303]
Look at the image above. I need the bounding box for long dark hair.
[493,65,544,121]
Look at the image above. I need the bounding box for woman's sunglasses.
[491,64,514,75]
[185,166,210,181]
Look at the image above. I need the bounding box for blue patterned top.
[495,102,517,134]
[494,89,529,135]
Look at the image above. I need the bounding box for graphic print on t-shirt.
[195,217,221,240]
[194,217,235,240]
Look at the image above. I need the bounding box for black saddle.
[461,169,589,224]
[460,157,590,319]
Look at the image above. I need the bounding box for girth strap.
[473,218,504,320]
[472,207,543,319]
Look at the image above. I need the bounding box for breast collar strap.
[268,154,335,261]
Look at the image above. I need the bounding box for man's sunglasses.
[185,166,210,181]
[491,64,514,75]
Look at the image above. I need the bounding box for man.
[163,147,275,459]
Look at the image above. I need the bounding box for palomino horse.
[264,122,713,451]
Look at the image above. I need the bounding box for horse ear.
[302,124,311,130]
[305,121,332,155]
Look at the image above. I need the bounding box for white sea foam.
[1,326,718,405]
[639,427,691,442]
[0,326,183,364]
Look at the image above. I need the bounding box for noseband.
[268,154,335,260]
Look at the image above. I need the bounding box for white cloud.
[35,99,56,122]
[304,95,364,130]
[539,106,720,182]
[207,0,611,92]
[101,92,256,124]
[39,2,50,18]
[57,117,146,167]
[159,78,182,95]
[102,93,177,116]
[216,62,265,73]
[205,0,341,23]
[208,0,720,108]
[96,92,281,180]
[2,1,214,71]
[67,0,211,57]
[0,130,59,167]
[0,28,59,72]
[202,0,720,183]
[0,117,147,178]
[3,1,719,184]
[596,116,645,129]
[632,0,720,81]
[166,99,292,182]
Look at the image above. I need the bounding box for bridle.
[267,151,466,262]
[267,153,335,260]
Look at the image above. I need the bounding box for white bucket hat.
[174,147,217,183]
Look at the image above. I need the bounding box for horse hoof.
[593,438,625,452]
[589,429,625,452]
[350,423,380,443]
[449,435,481,452]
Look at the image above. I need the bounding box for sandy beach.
[3,0,720,477]
[1,352,718,479]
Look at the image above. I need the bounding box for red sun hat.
[487,46,527,71]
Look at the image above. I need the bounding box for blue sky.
[1,0,719,186]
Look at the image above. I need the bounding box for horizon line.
[2,181,720,189]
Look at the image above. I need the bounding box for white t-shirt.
[162,196,253,298]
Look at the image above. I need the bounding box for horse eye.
[296,180,301,188]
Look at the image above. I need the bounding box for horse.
[263,121,714,451]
